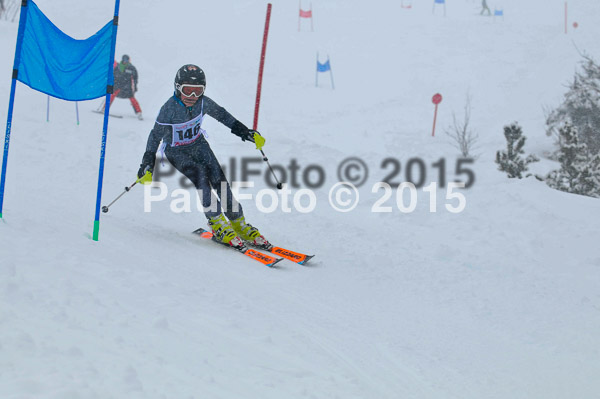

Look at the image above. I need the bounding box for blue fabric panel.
[17,0,112,101]
[317,60,331,72]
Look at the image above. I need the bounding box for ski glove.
[137,151,155,183]
[230,121,265,150]
[231,120,252,141]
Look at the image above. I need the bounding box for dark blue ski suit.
[139,94,252,220]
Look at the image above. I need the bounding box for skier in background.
[136,64,269,250]
[480,0,491,16]
[103,54,143,119]
[0,0,5,18]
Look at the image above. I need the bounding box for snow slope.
[1,0,600,398]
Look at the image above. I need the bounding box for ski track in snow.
[1,0,600,398]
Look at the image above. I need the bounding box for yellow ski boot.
[208,214,245,249]
[230,216,271,249]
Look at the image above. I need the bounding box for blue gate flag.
[1,0,121,242]
[316,53,334,89]
[317,59,331,72]
[432,0,446,16]
[16,0,113,101]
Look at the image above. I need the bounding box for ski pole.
[103,166,151,213]
[96,99,106,113]
[102,180,138,213]
[259,148,283,190]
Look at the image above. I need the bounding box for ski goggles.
[176,84,205,98]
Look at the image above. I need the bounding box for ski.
[92,110,123,118]
[246,242,315,265]
[192,228,283,267]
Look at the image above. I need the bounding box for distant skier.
[480,0,491,16]
[104,54,143,119]
[136,64,269,250]
[0,0,5,17]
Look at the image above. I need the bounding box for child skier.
[136,64,268,250]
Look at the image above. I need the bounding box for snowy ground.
[1,0,600,398]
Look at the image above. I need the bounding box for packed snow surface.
[1,0,599,398]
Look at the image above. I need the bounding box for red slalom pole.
[253,3,272,130]
[252,3,282,190]
[431,93,443,137]
[432,105,439,137]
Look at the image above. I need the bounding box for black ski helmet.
[122,54,130,63]
[174,64,206,98]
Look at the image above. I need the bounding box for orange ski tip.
[200,231,213,239]
[271,247,307,263]
[245,249,279,266]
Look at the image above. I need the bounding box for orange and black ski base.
[192,228,283,267]
[246,242,315,265]
[271,247,314,265]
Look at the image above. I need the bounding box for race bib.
[156,100,207,147]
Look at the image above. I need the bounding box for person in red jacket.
[103,55,143,120]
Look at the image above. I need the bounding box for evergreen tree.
[546,56,600,153]
[546,123,600,197]
[496,123,539,178]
